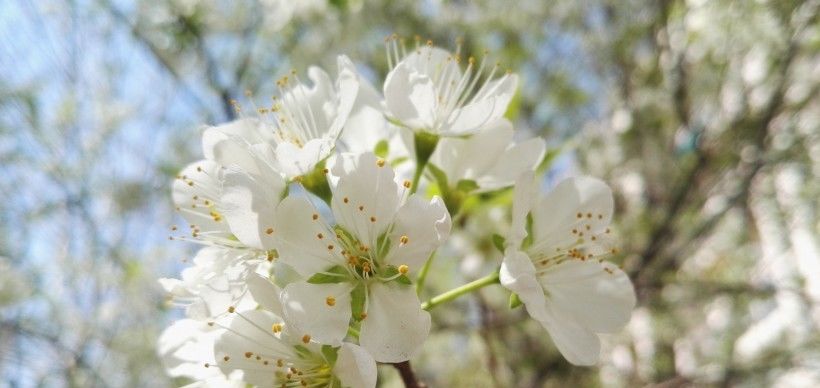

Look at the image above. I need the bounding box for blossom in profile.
[500,172,636,365]
[383,38,518,137]
[272,152,450,362]
[429,118,546,193]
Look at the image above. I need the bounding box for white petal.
[247,273,283,317]
[274,137,335,177]
[359,282,430,362]
[508,171,536,249]
[540,260,635,333]
[327,55,360,138]
[430,119,513,182]
[281,281,353,346]
[202,119,274,176]
[478,137,546,192]
[214,310,292,387]
[531,176,614,254]
[220,169,285,250]
[385,195,451,273]
[334,343,377,388]
[443,97,500,136]
[274,195,344,277]
[329,152,400,248]
[172,160,230,235]
[158,319,219,379]
[499,249,548,322]
[540,306,602,366]
[472,74,518,114]
[384,62,437,129]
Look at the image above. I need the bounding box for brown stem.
[392,361,425,388]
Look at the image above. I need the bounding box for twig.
[392,361,425,388]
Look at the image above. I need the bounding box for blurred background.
[1,0,819,387]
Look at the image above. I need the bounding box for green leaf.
[321,345,339,365]
[307,266,349,284]
[395,274,412,285]
[455,179,479,193]
[350,283,367,321]
[383,265,413,285]
[426,162,449,190]
[374,140,389,158]
[509,293,523,309]
[492,234,506,253]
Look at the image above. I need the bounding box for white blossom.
[500,172,636,365]
[429,118,546,192]
[271,152,450,362]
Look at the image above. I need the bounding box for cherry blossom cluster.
[159,40,636,387]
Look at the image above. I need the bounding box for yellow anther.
[403,180,412,189]
[265,227,274,235]
[312,213,319,220]
[400,235,409,244]
[244,352,253,358]
[326,296,336,306]
[398,264,409,275]
[271,323,283,333]
[301,334,311,344]
[377,159,386,167]
[227,306,235,313]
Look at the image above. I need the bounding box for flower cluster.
[159,39,636,387]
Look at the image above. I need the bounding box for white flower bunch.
[159,38,636,387]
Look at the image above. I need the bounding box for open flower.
[202,55,360,178]
[500,172,636,365]
[429,118,546,192]
[383,39,518,136]
[214,308,376,388]
[272,152,450,362]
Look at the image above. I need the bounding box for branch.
[392,361,425,388]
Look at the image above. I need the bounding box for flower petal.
[430,119,513,182]
[214,310,293,386]
[330,152,400,248]
[281,281,353,346]
[384,62,436,129]
[247,273,283,317]
[531,176,614,255]
[508,171,536,249]
[172,160,230,235]
[359,282,430,362]
[478,136,546,192]
[334,343,377,388]
[540,306,602,366]
[220,169,285,250]
[274,195,344,277]
[540,260,635,333]
[202,119,273,176]
[275,137,335,177]
[327,55,360,138]
[385,195,451,273]
[500,249,548,322]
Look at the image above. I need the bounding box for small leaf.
[307,266,348,284]
[395,275,412,285]
[509,293,523,309]
[350,283,367,321]
[492,234,506,253]
[321,345,339,365]
[426,162,449,190]
[456,179,479,193]
[374,140,389,158]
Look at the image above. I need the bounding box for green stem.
[409,159,426,195]
[421,271,500,311]
[347,326,360,339]
[415,252,435,296]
